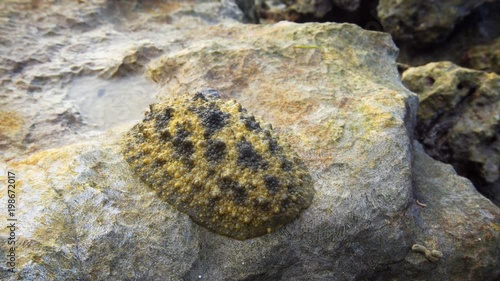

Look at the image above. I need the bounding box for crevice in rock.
[259,0,382,32]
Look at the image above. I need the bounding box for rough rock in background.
[281,0,334,18]
[395,1,500,70]
[235,0,260,23]
[392,142,500,281]
[402,62,500,206]
[289,0,360,12]
[269,0,360,19]
[333,0,360,11]
[462,38,500,74]
[377,0,490,46]
[0,1,499,280]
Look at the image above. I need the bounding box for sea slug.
[122,88,314,240]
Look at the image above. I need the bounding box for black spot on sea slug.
[241,115,261,131]
[154,107,174,131]
[232,186,248,204]
[197,107,229,137]
[205,196,221,213]
[268,138,280,153]
[172,126,194,158]
[263,175,280,194]
[159,130,171,142]
[192,92,208,102]
[236,140,267,170]
[286,185,296,194]
[144,108,154,122]
[217,177,248,204]
[252,197,271,210]
[153,158,166,168]
[281,158,293,171]
[218,177,239,192]
[205,139,227,163]
[280,197,291,208]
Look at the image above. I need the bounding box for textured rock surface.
[377,0,490,46]
[380,142,500,280]
[281,0,360,18]
[282,0,333,18]
[122,92,314,240]
[333,0,360,11]
[0,1,499,280]
[0,0,249,163]
[2,18,420,280]
[235,0,260,23]
[395,1,500,69]
[0,137,200,281]
[463,38,500,74]
[402,62,500,206]
[146,21,419,279]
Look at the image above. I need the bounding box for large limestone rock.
[377,0,490,46]
[1,19,500,280]
[402,62,500,206]
[0,1,499,280]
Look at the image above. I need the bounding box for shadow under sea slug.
[122,88,314,240]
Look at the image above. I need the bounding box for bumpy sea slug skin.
[122,89,315,240]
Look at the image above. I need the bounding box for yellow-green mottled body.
[122,90,314,240]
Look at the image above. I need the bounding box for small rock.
[398,142,500,280]
[395,1,500,68]
[462,38,500,74]
[282,0,334,18]
[234,0,260,23]
[377,0,489,46]
[282,0,360,17]
[402,61,500,206]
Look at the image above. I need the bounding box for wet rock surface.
[394,142,500,281]
[0,1,499,280]
[402,62,500,206]
[281,0,360,16]
[258,0,374,26]
[281,0,334,18]
[0,0,251,163]
[395,1,500,70]
[462,38,500,74]
[377,0,489,47]
[235,0,260,23]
